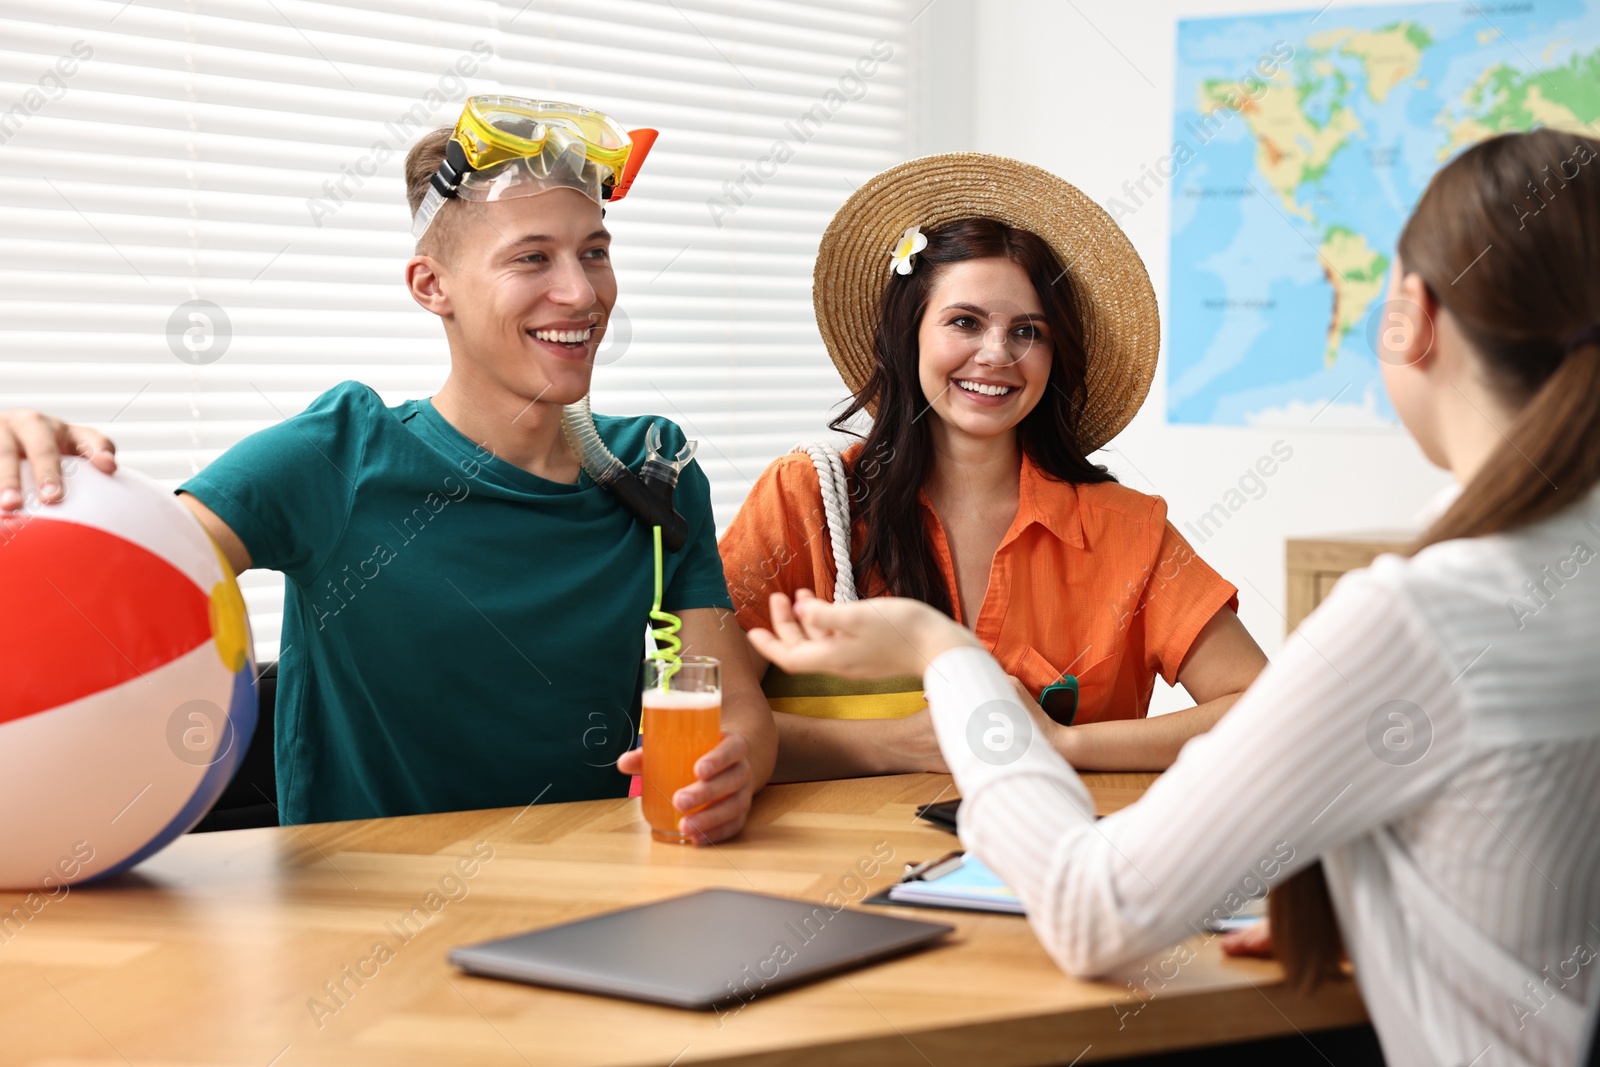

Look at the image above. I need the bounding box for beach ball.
[0,464,256,889]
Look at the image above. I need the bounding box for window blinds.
[0,0,911,659]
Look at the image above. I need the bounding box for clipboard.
[864,851,1025,916]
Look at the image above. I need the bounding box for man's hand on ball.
[0,410,117,511]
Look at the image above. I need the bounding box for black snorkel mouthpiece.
[560,396,695,552]
[600,461,689,552]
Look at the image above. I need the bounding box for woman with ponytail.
[746,128,1600,1067]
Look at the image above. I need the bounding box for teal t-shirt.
[180,381,732,825]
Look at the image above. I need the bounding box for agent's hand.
[1220,919,1274,959]
[616,731,754,846]
[746,590,978,680]
[0,409,117,511]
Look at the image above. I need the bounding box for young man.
[0,98,776,842]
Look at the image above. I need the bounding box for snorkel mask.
[410,96,658,240]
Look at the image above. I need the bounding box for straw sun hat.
[812,152,1160,453]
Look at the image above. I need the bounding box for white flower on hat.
[888,224,928,275]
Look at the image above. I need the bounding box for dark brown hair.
[831,217,1115,613]
[1271,128,1600,992]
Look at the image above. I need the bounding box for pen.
[903,850,965,882]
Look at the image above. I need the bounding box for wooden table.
[0,774,1367,1066]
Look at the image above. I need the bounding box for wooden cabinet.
[1284,531,1415,633]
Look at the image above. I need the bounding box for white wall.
[917,0,1454,710]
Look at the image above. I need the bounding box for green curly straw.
[648,524,683,687]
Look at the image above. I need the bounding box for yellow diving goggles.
[411,96,657,240]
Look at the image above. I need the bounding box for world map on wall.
[1162,0,1600,427]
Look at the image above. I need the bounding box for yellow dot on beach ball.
[206,540,249,673]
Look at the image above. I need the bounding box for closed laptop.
[449,887,954,1010]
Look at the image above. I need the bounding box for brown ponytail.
[1271,128,1600,993]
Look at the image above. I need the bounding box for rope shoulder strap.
[794,444,858,603]
[764,445,927,723]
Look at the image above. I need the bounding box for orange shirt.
[720,445,1239,724]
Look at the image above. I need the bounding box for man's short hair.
[404,127,459,257]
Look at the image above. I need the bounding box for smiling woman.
[851,219,1108,619]
[720,154,1270,782]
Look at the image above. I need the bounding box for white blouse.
[927,489,1600,1067]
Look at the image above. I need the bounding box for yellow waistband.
[767,692,928,720]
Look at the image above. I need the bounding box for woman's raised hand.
[746,589,978,681]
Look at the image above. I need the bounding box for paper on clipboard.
[886,853,1024,915]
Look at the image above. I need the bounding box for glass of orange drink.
[640,655,722,844]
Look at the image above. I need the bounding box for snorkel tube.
[561,395,696,551]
